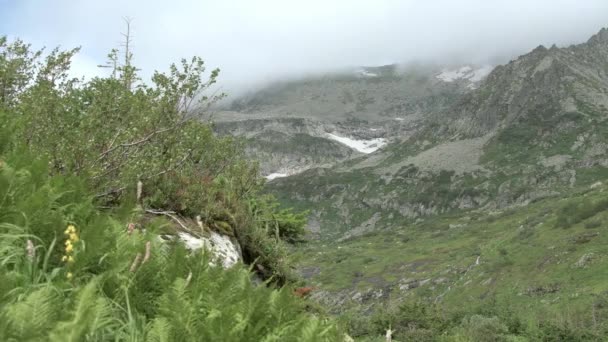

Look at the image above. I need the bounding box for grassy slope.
[291,181,608,321]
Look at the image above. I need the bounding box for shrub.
[0,154,341,341]
[555,198,608,228]
[1,34,307,282]
[456,315,510,342]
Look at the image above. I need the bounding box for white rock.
[170,231,242,268]
[590,181,603,189]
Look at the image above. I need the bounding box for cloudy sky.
[2,0,608,93]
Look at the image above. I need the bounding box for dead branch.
[145,208,189,231]
[94,150,191,198]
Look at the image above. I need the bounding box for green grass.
[291,183,608,330]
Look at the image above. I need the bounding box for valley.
[219,27,608,339]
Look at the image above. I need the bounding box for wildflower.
[26,240,35,261]
[64,225,76,235]
[65,243,74,253]
[142,241,151,264]
[62,255,68,262]
[67,255,74,263]
[127,223,136,235]
[66,272,73,280]
[69,232,79,242]
[130,253,143,272]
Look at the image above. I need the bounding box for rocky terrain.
[268,28,608,241]
[212,63,491,178]
[209,28,608,327]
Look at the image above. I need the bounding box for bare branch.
[93,150,191,198]
[145,209,189,231]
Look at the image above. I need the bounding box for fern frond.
[4,285,61,340]
[50,277,120,342]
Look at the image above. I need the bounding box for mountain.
[261,29,608,337]
[204,28,608,338]
[213,63,491,178]
[267,27,608,241]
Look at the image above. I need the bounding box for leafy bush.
[0,153,341,341]
[555,197,608,228]
[0,32,335,340]
[455,315,510,342]
[0,34,309,282]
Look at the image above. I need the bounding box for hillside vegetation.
[0,35,342,341]
[293,184,608,340]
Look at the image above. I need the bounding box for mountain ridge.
[267,26,608,241]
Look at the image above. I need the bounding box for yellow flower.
[66,272,73,280]
[61,255,68,262]
[67,255,74,263]
[69,232,79,242]
[65,225,76,235]
[65,244,74,253]
[65,239,72,246]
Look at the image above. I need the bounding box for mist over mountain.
[3,0,608,96]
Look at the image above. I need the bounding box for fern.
[146,317,171,342]
[50,278,120,342]
[4,285,61,340]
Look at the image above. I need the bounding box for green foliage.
[370,301,449,341]
[0,33,337,341]
[248,195,308,243]
[0,34,310,283]
[454,315,510,342]
[293,180,608,340]
[0,153,341,341]
[555,197,608,228]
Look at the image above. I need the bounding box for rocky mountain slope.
[204,27,608,338]
[213,63,490,178]
[268,27,608,241]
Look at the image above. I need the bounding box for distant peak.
[532,45,548,53]
[587,27,608,45]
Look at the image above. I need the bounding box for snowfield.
[265,172,288,180]
[468,65,493,82]
[326,132,387,154]
[436,65,493,83]
[356,69,378,77]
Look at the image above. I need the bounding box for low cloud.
[3,0,608,95]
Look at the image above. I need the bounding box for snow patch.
[468,65,493,82]
[265,172,288,180]
[356,69,378,77]
[326,132,386,154]
[436,65,493,83]
[394,117,405,121]
[436,66,472,82]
